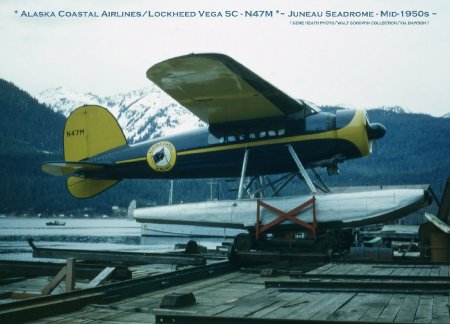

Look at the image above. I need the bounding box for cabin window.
[227,135,236,142]
[210,126,286,145]
[208,134,225,144]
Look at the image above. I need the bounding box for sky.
[0,0,449,116]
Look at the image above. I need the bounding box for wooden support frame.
[87,267,116,288]
[255,197,317,240]
[41,258,76,295]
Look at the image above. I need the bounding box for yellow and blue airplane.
[42,53,386,198]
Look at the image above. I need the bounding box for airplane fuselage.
[84,109,380,180]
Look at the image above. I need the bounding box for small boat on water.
[46,220,66,226]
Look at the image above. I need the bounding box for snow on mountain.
[375,106,410,114]
[37,87,107,116]
[37,83,204,143]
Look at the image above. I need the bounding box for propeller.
[366,115,386,151]
[367,122,387,140]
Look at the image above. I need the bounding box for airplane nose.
[367,122,387,140]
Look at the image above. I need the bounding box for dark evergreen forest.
[0,79,449,216]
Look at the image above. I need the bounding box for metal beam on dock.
[265,279,450,294]
[28,238,206,266]
[0,260,131,280]
[154,312,408,324]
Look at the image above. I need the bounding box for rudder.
[62,105,126,198]
[64,105,127,161]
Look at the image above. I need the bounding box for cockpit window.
[299,100,321,115]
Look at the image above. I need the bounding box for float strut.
[238,149,249,199]
[287,145,317,194]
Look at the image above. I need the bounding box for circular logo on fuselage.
[146,141,177,172]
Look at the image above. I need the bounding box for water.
[0,218,228,261]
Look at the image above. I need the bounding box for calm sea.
[0,217,226,261]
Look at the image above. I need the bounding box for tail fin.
[43,105,127,199]
[64,105,127,161]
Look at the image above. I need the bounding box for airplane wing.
[146,53,309,125]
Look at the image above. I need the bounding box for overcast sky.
[1,0,449,116]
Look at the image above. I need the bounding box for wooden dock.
[7,262,447,324]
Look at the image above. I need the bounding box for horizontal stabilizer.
[41,162,107,177]
[67,176,120,199]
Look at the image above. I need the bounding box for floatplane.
[42,53,431,248]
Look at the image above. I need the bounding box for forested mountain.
[0,79,449,216]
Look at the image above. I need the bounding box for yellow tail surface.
[43,105,128,199]
[64,105,127,160]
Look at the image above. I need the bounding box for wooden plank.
[263,292,320,319]
[306,263,334,275]
[431,294,450,323]
[309,292,356,320]
[112,297,161,312]
[378,266,396,276]
[59,308,128,322]
[249,292,308,318]
[391,266,406,276]
[360,293,392,322]
[327,263,350,275]
[419,266,433,277]
[103,309,155,323]
[414,295,433,323]
[346,264,371,275]
[410,266,425,277]
[88,267,116,288]
[291,293,348,320]
[314,263,336,275]
[65,258,75,292]
[438,265,449,277]
[329,263,349,275]
[377,295,403,322]
[425,212,450,234]
[394,295,420,323]
[217,292,279,317]
[327,293,377,321]
[41,266,66,295]
[429,266,440,277]
[197,285,263,306]
[400,265,414,277]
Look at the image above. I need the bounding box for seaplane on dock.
[42,53,432,250]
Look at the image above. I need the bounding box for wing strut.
[287,145,317,195]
